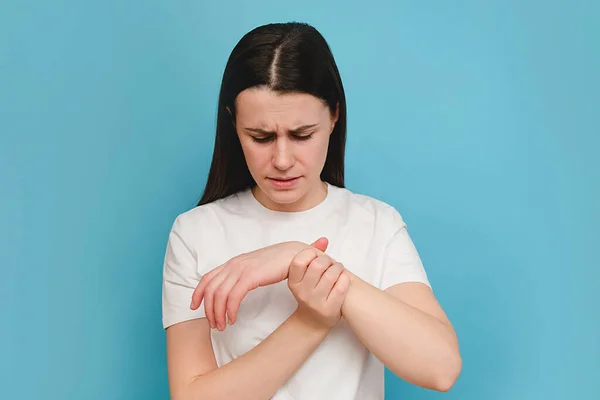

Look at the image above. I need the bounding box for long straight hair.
[197,22,347,206]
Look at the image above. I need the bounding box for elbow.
[173,375,205,400]
[433,351,462,392]
[435,375,458,393]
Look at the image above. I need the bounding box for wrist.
[289,310,332,335]
[285,240,310,264]
[340,270,359,316]
[290,240,310,252]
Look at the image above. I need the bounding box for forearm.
[341,273,460,391]
[185,312,329,400]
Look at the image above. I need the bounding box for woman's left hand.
[190,238,329,331]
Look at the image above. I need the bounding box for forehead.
[235,87,328,127]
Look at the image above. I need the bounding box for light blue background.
[2,1,598,399]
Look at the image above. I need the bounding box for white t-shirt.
[162,182,431,400]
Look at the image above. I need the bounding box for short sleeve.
[380,209,432,291]
[162,215,206,329]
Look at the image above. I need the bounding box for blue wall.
[2,1,598,399]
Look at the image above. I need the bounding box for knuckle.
[229,256,244,269]
[304,248,318,258]
[335,284,347,293]
[289,260,303,271]
[310,259,328,271]
[334,267,346,280]
[206,265,221,278]
[327,263,342,275]
[336,275,350,293]
[229,291,243,305]
[322,271,337,284]
[290,254,307,268]
[228,286,241,299]
[238,258,251,269]
[205,284,216,296]
[295,248,318,263]
[239,271,251,283]
[199,275,211,287]
[320,255,334,266]
[313,254,327,263]
[226,300,237,311]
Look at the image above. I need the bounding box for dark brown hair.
[198,22,347,206]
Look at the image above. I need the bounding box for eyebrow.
[244,124,318,135]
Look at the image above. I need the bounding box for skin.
[233,87,338,213]
[168,87,461,400]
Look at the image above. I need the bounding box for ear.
[330,102,339,133]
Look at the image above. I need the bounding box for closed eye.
[251,136,274,143]
[250,133,315,143]
[294,133,314,141]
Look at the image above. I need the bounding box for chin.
[259,180,306,203]
[265,187,302,203]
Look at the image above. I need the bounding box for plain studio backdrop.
[1,1,598,399]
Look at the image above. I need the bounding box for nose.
[272,137,294,171]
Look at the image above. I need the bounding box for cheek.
[240,141,270,167]
[299,137,329,165]
[316,135,331,159]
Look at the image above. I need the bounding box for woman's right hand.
[287,247,351,330]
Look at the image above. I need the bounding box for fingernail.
[190,300,194,309]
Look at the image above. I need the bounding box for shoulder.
[169,191,246,241]
[333,185,407,232]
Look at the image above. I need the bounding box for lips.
[268,176,301,188]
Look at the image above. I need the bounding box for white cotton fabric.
[162,182,431,399]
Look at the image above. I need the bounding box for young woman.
[162,22,461,400]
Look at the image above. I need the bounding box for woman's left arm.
[341,273,461,392]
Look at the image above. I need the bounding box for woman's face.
[234,87,338,212]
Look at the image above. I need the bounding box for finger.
[227,275,259,325]
[213,271,241,331]
[190,275,212,310]
[203,271,229,329]
[314,262,345,300]
[191,265,224,309]
[288,248,319,284]
[302,255,334,289]
[310,237,329,253]
[326,270,351,306]
[190,275,209,310]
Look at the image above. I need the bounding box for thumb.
[310,237,329,253]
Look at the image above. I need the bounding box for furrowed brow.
[244,124,318,135]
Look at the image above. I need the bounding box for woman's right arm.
[167,247,349,400]
[166,312,330,400]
